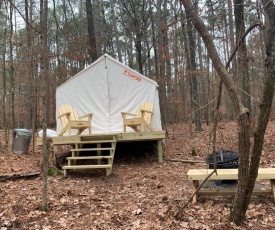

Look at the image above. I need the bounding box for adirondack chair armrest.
[140,109,154,114]
[79,113,93,120]
[121,112,136,118]
[58,112,71,119]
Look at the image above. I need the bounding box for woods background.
[0,0,270,143]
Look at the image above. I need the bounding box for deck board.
[36,131,166,145]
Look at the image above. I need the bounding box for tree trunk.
[163,0,172,105]
[234,0,251,112]
[181,0,247,223]
[227,0,237,81]
[181,15,196,155]
[187,17,203,131]
[156,0,169,126]
[2,16,7,150]
[230,0,275,224]
[110,0,122,62]
[181,0,275,225]
[197,36,208,124]
[24,0,33,129]
[86,0,97,62]
[172,15,179,123]
[10,0,15,131]
[93,0,102,57]
[41,0,50,212]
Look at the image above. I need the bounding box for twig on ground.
[0,172,40,182]
[164,158,205,163]
[175,170,216,220]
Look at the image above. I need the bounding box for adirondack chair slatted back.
[121,101,154,132]
[59,105,78,127]
[136,102,153,124]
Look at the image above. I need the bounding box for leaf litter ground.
[1,121,275,229]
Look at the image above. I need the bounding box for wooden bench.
[187,168,275,203]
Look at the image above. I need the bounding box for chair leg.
[145,123,154,131]
[133,126,140,132]
[141,120,145,132]
[59,127,67,136]
[68,123,71,135]
[78,129,84,135]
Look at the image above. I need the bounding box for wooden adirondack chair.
[121,101,154,132]
[58,104,93,136]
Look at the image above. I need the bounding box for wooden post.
[157,140,163,163]
[270,179,275,203]
[192,180,200,203]
[97,143,101,165]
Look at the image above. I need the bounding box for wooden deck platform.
[37,131,166,176]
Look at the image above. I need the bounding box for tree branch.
[226,22,262,69]
[175,170,216,219]
[7,0,40,34]
[164,158,205,163]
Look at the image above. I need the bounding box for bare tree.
[230,0,275,224]
[110,0,122,62]
[156,0,169,125]
[9,0,15,131]
[41,0,50,212]
[86,0,97,62]
[227,0,237,80]
[186,14,203,131]
[93,0,102,57]
[2,2,8,149]
[234,0,251,112]
[181,0,275,225]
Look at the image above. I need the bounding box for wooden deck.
[37,131,166,176]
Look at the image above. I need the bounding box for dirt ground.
[1,121,275,229]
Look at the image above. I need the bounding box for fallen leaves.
[1,122,275,228]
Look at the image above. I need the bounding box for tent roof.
[57,53,159,89]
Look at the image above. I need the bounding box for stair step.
[67,156,113,160]
[71,147,115,151]
[62,165,112,169]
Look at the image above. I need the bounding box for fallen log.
[164,158,205,163]
[0,172,40,182]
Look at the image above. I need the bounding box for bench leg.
[270,179,275,203]
[192,180,199,203]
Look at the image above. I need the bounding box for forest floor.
[1,121,275,229]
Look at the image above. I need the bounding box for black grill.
[206,149,239,186]
[207,149,239,169]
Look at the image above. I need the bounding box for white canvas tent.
[56,53,162,135]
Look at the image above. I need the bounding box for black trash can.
[206,149,239,185]
[12,129,32,154]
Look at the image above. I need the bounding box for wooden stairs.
[62,135,117,176]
